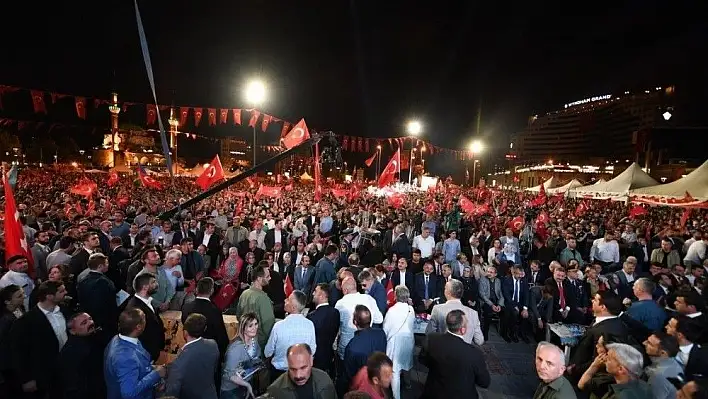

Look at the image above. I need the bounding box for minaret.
[168,107,179,174]
[108,92,121,167]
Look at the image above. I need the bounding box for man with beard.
[58,313,105,399]
[124,273,165,362]
[267,344,337,399]
[236,264,275,349]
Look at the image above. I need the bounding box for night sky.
[1,1,706,171]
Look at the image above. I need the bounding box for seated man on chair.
[502,265,531,343]
[479,266,510,342]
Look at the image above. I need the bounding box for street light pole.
[408,148,415,185]
[244,79,266,168]
[376,145,381,181]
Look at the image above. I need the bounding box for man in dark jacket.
[77,253,118,348]
[307,283,340,376]
[58,313,105,399]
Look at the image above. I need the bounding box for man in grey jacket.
[164,313,220,399]
[427,279,484,345]
[643,332,683,399]
[478,266,509,341]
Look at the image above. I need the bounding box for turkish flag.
[282,119,310,150]
[70,178,97,197]
[386,279,395,308]
[255,185,282,198]
[507,216,524,232]
[284,274,294,297]
[137,164,163,189]
[459,195,476,213]
[3,166,35,277]
[75,97,87,119]
[195,155,225,190]
[629,205,648,219]
[364,151,377,167]
[378,148,400,188]
[107,171,119,187]
[575,201,589,216]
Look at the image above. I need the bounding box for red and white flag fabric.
[386,279,395,308]
[629,205,648,219]
[255,185,282,199]
[107,171,119,187]
[195,155,225,190]
[378,148,400,188]
[530,183,547,207]
[282,118,310,150]
[137,164,163,190]
[575,201,589,216]
[2,166,35,277]
[284,274,294,297]
[507,216,524,232]
[364,151,377,167]
[69,178,97,197]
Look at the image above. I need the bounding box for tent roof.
[300,172,313,181]
[573,163,657,194]
[525,176,558,192]
[631,159,708,200]
[547,179,583,194]
[593,178,606,185]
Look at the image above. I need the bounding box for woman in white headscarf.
[383,285,415,399]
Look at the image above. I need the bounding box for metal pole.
[253,125,257,168]
[408,148,413,184]
[473,159,477,187]
[376,148,381,181]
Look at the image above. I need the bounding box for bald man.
[268,344,337,398]
[334,277,384,359]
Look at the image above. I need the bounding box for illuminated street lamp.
[406,120,423,184]
[244,79,266,166]
[469,140,484,186]
[376,145,382,180]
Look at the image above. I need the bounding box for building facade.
[513,86,675,164]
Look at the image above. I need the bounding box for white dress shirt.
[201,232,212,247]
[398,270,407,287]
[135,294,155,313]
[412,235,436,258]
[39,304,68,350]
[591,238,620,263]
[677,343,694,366]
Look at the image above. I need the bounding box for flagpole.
[376,146,381,181]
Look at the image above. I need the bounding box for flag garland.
[0,84,476,158]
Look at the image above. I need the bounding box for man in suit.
[181,278,229,358]
[359,270,388,316]
[479,265,509,341]
[164,314,220,399]
[545,266,581,324]
[568,290,628,381]
[69,231,100,278]
[124,272,165,362]
[307,283,340,375]
[294,254,315,296]
[196,222,221,271]
[120,223,140,250]
[303,209,319,234]
[666,315,708,381]
[108,236,130,291]
[391,257,415,294]
[527,260,546,287]
[421,310,491,399]
[77,253,119,348]
[264,220,288,252]
[9,281,68,398]
[502,265,531,343]
[427,279,484,345]
[291,240,308,267]
[104,308,166,399]
[179,237,205,283]
[413,262,441,314]
[390,224,412,261]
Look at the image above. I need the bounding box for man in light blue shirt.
[443,231,461,263]
[264,290,317,378]
[319,209,334,235]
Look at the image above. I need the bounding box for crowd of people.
[0,166,707,399]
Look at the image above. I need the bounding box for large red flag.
[195,155,225,190]
[3,167,35,277]
[282,119,310,149]
[107,171,119,187]
[378,148,400,188]
[137,164,163,190]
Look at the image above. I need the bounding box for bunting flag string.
[0,83,476,158]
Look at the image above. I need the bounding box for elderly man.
[334,277,383,359]
[427,279,484,345]
[578,343,651,398]
[265,290,317,382]
[532,342,576,399]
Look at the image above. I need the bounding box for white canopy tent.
[570,162,657,198]
[593,178,607,185]
[525,176,559,192]
[630,159,708,200]
[547,179,584,194]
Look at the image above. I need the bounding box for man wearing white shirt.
[0,255,35,311]
[684,237,708,269]
[334,277,384,359]
[590,232,620,271]
[412,227,436,259]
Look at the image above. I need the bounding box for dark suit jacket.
[306,304,340,372]
[502,276,529,310]
[545,277,579,323]
[164,338,220,399]
[303,216,319,233]
[77,271,119,344]
[181,298,229,358]
[9,305,64,391]
[58,334,105,399]
[367,281,388,315]
[413,272,442,306]
[69,248,92,278]
[390,234,412,260]
[526,269,545,287]
[171,230,195,247]
[124,296,165,362]
[685,344,708,382]
[391,270,415,294]
[264,230,289,252]
[108,246,131,291]
[569,317,628,376]
[120,233,139,250]
[196,233,221,270]
[421,332,491,399]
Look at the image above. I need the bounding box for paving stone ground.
[401,330,540,399]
